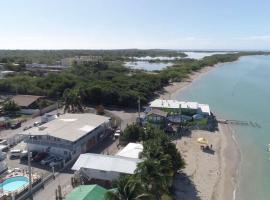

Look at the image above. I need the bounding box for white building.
[116,143,143,159]
[72,153,142,181]
[149,99,211,116]
[21,113,111,160]
[72,143,143,182]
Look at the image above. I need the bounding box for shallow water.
[184,51,236,59]
[175,55,270,200]
[124,61,172,71]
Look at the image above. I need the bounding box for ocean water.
[175,55,270,200]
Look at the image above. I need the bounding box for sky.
[1,0,270,50]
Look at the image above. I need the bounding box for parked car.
[33,121,41,127]
[33,152,48,162]
[41,155,56,165]
[10,149,22,159]
[20,151,38,162]
[113,129,122,139]
[49,157,63,168]
[10,122,21,129]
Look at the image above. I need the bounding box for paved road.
[33,170,74,200]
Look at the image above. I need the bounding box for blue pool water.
[0,176,29,192]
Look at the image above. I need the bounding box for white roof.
[179,101,199,109]
[198,104,211,115]
[21,113,110,142]
[149,99,180,109]
[116,143,143,159]
[72,153,142,174]
[149,99,211,115]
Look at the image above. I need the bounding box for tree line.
[0,52,269,108]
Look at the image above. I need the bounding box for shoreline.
[108,60,241,200]
[163,64,241,200]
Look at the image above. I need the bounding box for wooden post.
[58,185,62,200]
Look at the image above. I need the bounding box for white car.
[114,129,122,139]
[34,122,41,127]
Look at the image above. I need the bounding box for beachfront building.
[146,109,168,124]
[149,99,211,117]
[21,113,111,161]
[72,143,143,182]
[65,185,107,200]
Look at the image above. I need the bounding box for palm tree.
[63,89,83,113]
[135,157,173,200]
[104,175,152,200]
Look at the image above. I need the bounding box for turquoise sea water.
[175,55,270,200]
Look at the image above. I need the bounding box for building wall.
[81,168,121,182]
[27,121,111,160]
[28,143,72,158]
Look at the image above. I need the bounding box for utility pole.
[27,133,33,199]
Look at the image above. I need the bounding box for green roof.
[65,185,107,200]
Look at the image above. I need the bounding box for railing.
[26,139,74,150]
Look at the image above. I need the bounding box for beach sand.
[172,124,240,200]
[108,63,240,200]
[160,65,240,200]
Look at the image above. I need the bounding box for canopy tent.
[197,137,208,144]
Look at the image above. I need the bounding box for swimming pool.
[0,176,29,192]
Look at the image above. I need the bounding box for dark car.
[10,122,21,129]
[33,152,48,162]
[20,151,38,162]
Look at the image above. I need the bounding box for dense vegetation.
[0,49,186,64]
[105,125,184,200]
[0,51,269,108]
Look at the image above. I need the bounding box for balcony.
[25,139,74,150]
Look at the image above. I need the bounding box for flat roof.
[116,143,143,159]
[21,113,110,142]
[149,99,211,114]
[72,153,142,174]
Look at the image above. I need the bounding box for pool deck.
[0,168,40,197]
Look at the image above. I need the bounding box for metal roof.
[149,99,211,115]
[64,185,106,200]
[116,143,143,159]
[11,95,43,107]
[72,153,142,174]
[147,109,168,117]
[21,113,110,142]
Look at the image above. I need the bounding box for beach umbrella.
[197,137,208,144]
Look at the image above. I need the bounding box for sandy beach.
[159,65,241,200]
[108,63,240,200]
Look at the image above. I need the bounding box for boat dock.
[217,119,261,128]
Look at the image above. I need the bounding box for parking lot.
[0,108,122,200]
